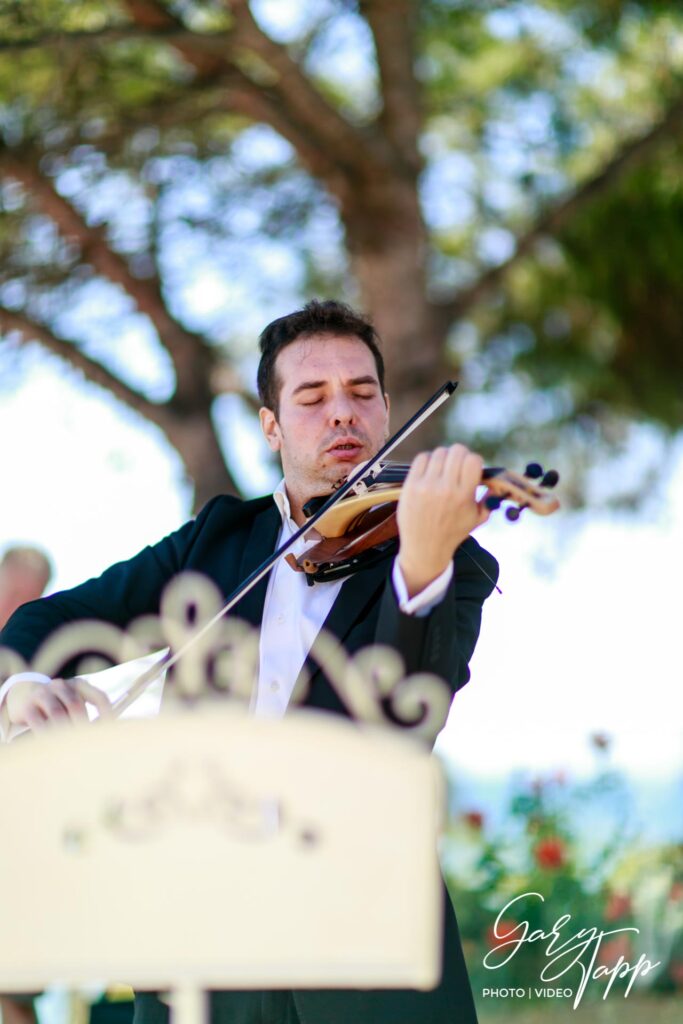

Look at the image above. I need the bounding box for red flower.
[486,918,519,949]
[669,882,683,903]
[604,892,632,921]
[598,934,633,969]
[463,810,484,830]
[670,960,683,988]
[534,836,566,869]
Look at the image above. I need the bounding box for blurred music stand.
[0,705,444,1024]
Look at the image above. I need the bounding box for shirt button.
[270,680,280,692]
[276,613,285,624]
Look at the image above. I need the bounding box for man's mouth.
[326,438,364,459]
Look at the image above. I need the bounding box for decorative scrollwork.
[304,632,451,742]
[63,760,321,850]
[1,570,452,742]
[158,573,258,703]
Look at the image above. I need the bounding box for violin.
[285,461,560,584]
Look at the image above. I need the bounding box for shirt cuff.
[0,672,51,743]
[391,559,453,617]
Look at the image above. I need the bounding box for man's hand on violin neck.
[397,444,490,598]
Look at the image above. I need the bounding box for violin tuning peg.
[505,506,522,522]
[525,462,543,479]
[485,495,503,511]
[541,469,559,488]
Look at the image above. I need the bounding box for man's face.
[259,334,390,508]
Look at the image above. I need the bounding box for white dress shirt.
[0,482,453,738]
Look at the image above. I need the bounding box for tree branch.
[436,92,683,324]
[0,307,165,425]
[221,0,393,184]
[123,0,398,200]
[361,0,423,176]
[120,0,228,75]
[0,150,216,403]
[215,74,367,196]
[121,0,376,173]
[123,0,387,180]
[5,0,391,197]
[0,26,234,56]
[88,46,376,200]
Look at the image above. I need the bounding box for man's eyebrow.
[292,379,326,396]
[291,375,378,396]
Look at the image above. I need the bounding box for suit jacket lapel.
[231,501,281,628]
[318,559,390,646]
[295,557,392,713]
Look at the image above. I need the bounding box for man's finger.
[407,451,429,479]
[32,690,70,723]
[460,451,484,492]
[51,679,89,722]
[426,446,448,472]
[24,706,48,732]
[72,677,113,720]
[444,444,467,483]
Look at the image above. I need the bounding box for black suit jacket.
[0,494,499,1024]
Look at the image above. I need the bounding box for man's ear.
[259,406,282,452]
[383,392,390,438]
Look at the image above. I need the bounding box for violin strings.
[461,547,503,595]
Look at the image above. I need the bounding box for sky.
[1,353,681,845]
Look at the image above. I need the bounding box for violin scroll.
[481,463,560,521]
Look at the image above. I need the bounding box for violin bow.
[112,381,459,716]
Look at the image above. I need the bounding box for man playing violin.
[0,299,498,1024]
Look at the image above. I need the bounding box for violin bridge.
[345,458,383,496]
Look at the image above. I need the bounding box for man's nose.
[328,392,355,426]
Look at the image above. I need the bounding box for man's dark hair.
[257,299,385,415]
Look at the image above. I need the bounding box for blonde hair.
[0,546,53,584]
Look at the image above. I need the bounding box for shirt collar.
[273,478,294,526]
[273,478,325,549]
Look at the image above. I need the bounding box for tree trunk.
[343,179,451,455]
[162,409,238,512]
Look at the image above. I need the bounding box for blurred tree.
[1,0,682,508]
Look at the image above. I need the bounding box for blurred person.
[0,300,498,1024]
[0,547,52,628]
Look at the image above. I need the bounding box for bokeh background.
[1,1,682,1020]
